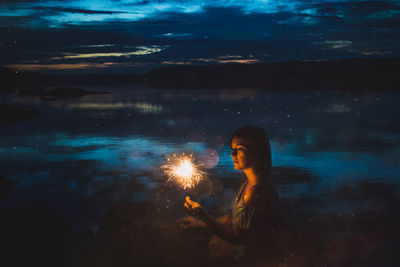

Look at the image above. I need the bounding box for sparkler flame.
[161,153,206,189]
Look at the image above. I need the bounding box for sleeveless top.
[231,180,280,259]
[232,180,279,230]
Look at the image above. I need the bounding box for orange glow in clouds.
[5,62,141,71]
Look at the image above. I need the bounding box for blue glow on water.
[1,87,399,229]
[218,139,400,197]
[18,171,53,188]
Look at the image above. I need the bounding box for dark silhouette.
[0,104,39,127]
[1,57,400,90]
[143,58,400,90]
[47,87,110,97]
[0,176,14,200]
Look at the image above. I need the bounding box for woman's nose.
[231,149,237,156]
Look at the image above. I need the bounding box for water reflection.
[1,87,399,236]
[60,102,164,114]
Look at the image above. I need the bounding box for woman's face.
[230,137,254,170]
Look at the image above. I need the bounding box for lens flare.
[161,153,206,189]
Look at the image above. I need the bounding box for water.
[1,86,400,232]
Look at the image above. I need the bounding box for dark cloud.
[1,1,400,73]
[313,1,400,18]
[31,6,127,15]
[0,0,45,2]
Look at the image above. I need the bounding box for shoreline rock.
[13,87,110,98]
[0,176,14,200]
[48,87,110,97]
[86,202,212,267]
[0,104,39,127]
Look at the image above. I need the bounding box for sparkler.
[161,153,206,190]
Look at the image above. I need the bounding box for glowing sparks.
[161,153,206,190]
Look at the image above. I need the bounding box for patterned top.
[232,180,279,230]
[231,180,280,259]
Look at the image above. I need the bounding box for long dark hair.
[230,126,272,174]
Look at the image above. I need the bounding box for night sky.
[1,0,400,74]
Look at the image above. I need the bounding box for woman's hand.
[184,196,207,219]
[177,216,207,229]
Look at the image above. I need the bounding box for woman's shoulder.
[243,183,277,205]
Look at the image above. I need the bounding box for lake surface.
[1,86,400,234]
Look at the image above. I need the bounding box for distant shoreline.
[2,57,399,91]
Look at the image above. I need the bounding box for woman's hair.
[230,126,272,173]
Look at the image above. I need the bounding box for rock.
[11,87,110,98]
[0,176,14,200]
[0,67,18,93]
[48,87,89,97]
[16,87,47,96]
[0,104,39,127]
[87,202,211,267]
[48,87,110,97]
[40,96,57,101]
[0,204,90,267]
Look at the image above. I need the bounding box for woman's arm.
[185,196,242,243]
[178,214,231,230]
[217,214,232,224]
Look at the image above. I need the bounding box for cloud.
[162,55,260,65]
[195,58,260,64]
[312,0,400,24]
[4,62,143,71]
[1,0,400,73]
[324,40,353,49]
[0,0,44,2]
[0,0,326,27]
[31,6,127,15]
[49,46,164,60]
[2,1,400,33]
[162,61,192,65]
[78,44,115,48]
[155,33,192,38]
[360,50,391,56]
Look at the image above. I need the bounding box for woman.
[179,126,281,263]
